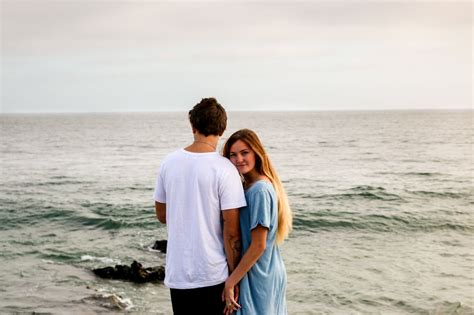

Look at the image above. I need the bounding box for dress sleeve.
[248,188,272,231]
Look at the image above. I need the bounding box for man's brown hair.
[188,97,227,136]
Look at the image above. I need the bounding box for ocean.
[0,111,472,314]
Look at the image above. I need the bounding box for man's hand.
[155,202,166,224]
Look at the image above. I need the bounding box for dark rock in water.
[93,260,165,283]
[93,266,119,279]
[152,240,167,253]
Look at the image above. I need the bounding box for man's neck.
[184,134,219,153]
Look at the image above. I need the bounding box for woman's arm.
[223,225,268,313]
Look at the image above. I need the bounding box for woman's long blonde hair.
[223,129,292,244]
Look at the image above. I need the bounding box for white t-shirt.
[154,149,246,289]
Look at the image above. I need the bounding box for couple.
[153,98,292,315]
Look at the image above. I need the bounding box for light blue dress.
[237,180,287,315]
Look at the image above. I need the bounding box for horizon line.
[1,108,472,115]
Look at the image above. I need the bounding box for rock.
[92,260,165,283]
[152,240,167,253]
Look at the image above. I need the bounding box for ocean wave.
[40,251,79,263]
[376,171,447,177]
[407,190,467,199]
[50,176,69,179]
[293,186,470,203]
[295,186,405,202]
[0,203,76,230]
[68,215,156,230]
[80,202,153,217]
[114,186,154,192]
[293,212,474,233]
[335,191,403,201]
[75,217,127,229]
[403,172,445,177]
[36,250,122,265]
[0,200,157,231]
[26,180,95,187]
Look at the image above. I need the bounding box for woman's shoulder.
[246,180,275,196]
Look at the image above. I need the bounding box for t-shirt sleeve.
[220,166,247,210]
[249,188,272,231]
[153,167,166,203]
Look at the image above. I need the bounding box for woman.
[222,129,292,315]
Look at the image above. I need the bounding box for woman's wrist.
[226,276,237,288]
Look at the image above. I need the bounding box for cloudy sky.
[1,0,472,113]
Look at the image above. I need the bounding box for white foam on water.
[40,259,57,264]
[81,255,120,265]
[147,246,162,253]
[83,293,134,311]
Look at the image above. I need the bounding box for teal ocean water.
[0,111,473,314]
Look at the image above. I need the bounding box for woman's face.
[229,140,256,175]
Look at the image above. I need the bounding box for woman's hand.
[222,279,241,314]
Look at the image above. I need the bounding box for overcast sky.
[1,0,472,113]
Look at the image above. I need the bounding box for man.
[154,97,246,314]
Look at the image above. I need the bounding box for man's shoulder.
[212,153,230,163]
[161,150,236,172]
[158,149,184,171]
[213,154,238,170]
[163,149,184,161]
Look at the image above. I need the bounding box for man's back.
[153,97,245,314]
[154,149,245,289]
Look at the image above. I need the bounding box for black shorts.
[170,282,225,315]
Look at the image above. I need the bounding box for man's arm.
[155,201,166,224]
[222,209,241,273]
